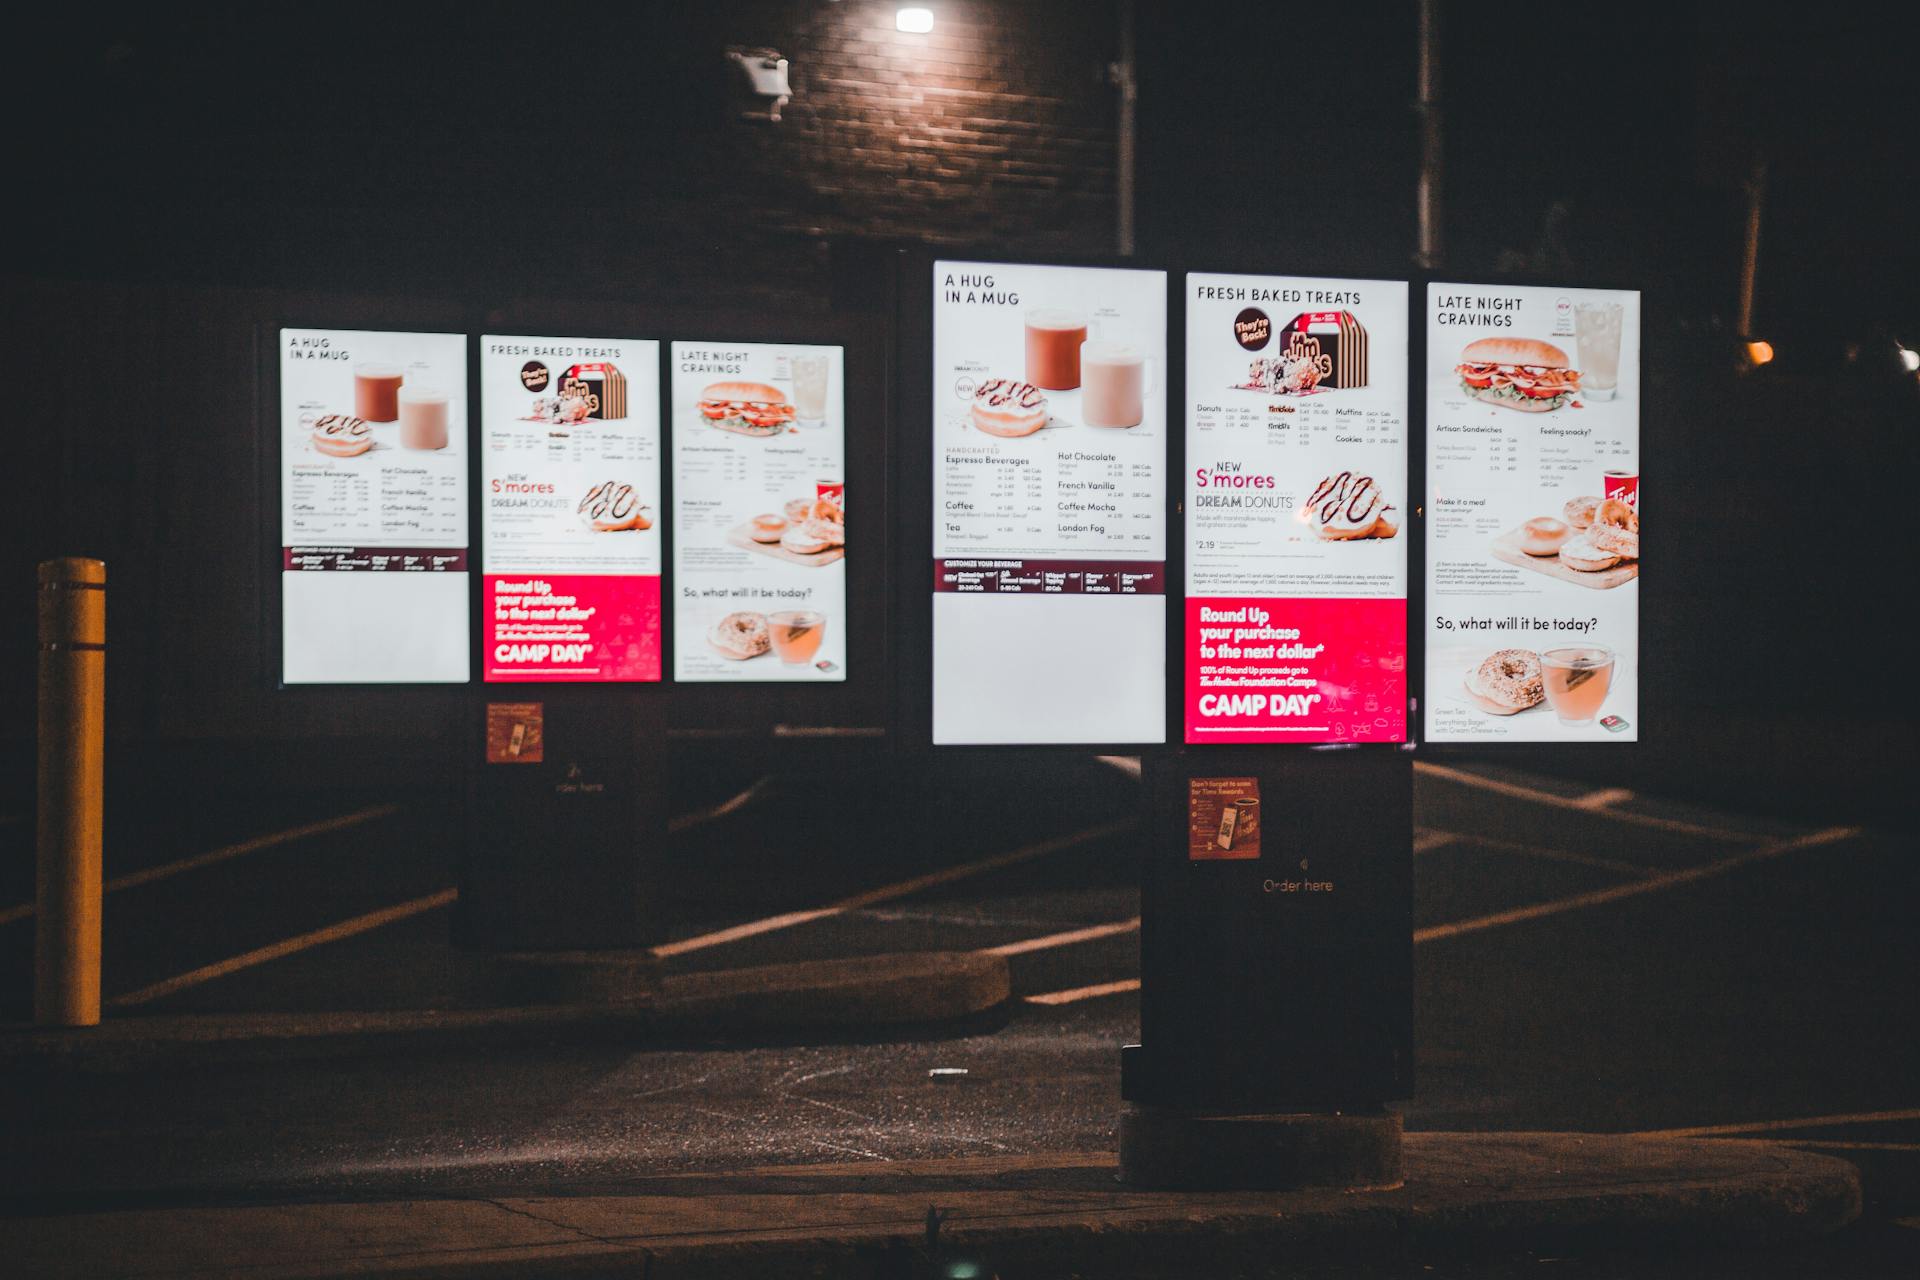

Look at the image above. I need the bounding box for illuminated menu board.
[931,260,1167,745]
[1184,274,1409,743]
[670,341,847,682]
[1424,284,1641,741]
[279,328,468,684]
[480,336,662,682]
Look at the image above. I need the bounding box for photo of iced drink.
[791,354,829,427]
[354,363,405,422]
[397,387,450,450]
[768,610,826,666]
[1541,645,1616,726]
[1574,301,1623,401]
[1025,309,1088,390]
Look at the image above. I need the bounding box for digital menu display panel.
[931,260,1167,745]
[1424,284,1641,741]
[670,341,847,682]
[1184,274,1409,743]
[480,336,662,682]
[279,328,469,684]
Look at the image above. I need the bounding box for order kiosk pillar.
[460,689,667,950]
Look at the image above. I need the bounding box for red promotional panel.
[483,573,661,682]
[1183,274,1410,744]
[1185,597,1406,742]
[480,336,664,684]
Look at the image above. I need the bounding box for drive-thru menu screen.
[279,328,469,684]
[480,336,662,682]
[670,341,847,682]
[1184,274,1409,743]
[1424,283,1641,741]
[931,260,1167,745]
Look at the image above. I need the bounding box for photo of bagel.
[1464,647,1545,716]
[1491,493,1639,587]
[708,611,771,661]
[697,381,795,437]
[726,491,844,565]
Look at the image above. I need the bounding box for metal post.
[36,557,106,1027]
[1415,0,1444,270]
[1112,0,1138,257]
[1738,157,1767,337]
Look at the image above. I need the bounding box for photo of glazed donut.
[1304,471,1399,541]
[578,481,653,532]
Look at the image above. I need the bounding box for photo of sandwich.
[727,492,845,564]
[1489,495,1639,587]
[1455,338,1583,412]
[697,381,796,436]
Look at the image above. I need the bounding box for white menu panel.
[279,327,468,684]
[1424,284,1641,741]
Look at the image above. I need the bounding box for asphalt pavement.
[2,746,1916,1273]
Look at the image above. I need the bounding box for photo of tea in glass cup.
[768,610,826,666]
[1541,645,1616,726]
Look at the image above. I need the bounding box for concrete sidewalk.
[1,1134,1861,1279]
[0,950,1012,1073]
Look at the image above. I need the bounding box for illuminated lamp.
[1745,340,1774,366]
[897,7,934,33]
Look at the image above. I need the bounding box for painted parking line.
[1414,826,1863,945]
[108,888,457,1008]
[651,819,1140,960]
[1434,830,1658,879]
[1414,761,1759,841]
[983,916,1140,958]
[1025,977,1140,1006]
[1629,1107,1920,1139]
[667,777,773,835]
[0,804,404,927]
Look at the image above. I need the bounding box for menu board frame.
[896,249,1176,753]
[267,314,475,690]
[1179,268,1412,748]
[664,314,892,735]
[1414,273,1645,751]
[479,333,665,685]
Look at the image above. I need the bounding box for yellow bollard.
[36,557,105,1027]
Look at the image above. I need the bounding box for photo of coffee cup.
[354,363,404,422]
[1080,340,1152,428]
[1025,309,1088,390]
[397,387,450,451]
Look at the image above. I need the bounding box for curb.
[0,951,1010,1073]
[0,1136,1861,1279]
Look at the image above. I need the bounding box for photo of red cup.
[816,478,843,510]
[1603,469,1638,510]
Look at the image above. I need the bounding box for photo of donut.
[969,377,1051,437]
[1304,470,1399,541]
[578,481,653,532]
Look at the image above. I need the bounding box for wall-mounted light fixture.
[896,7,934,34]
[726,47,792,122]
